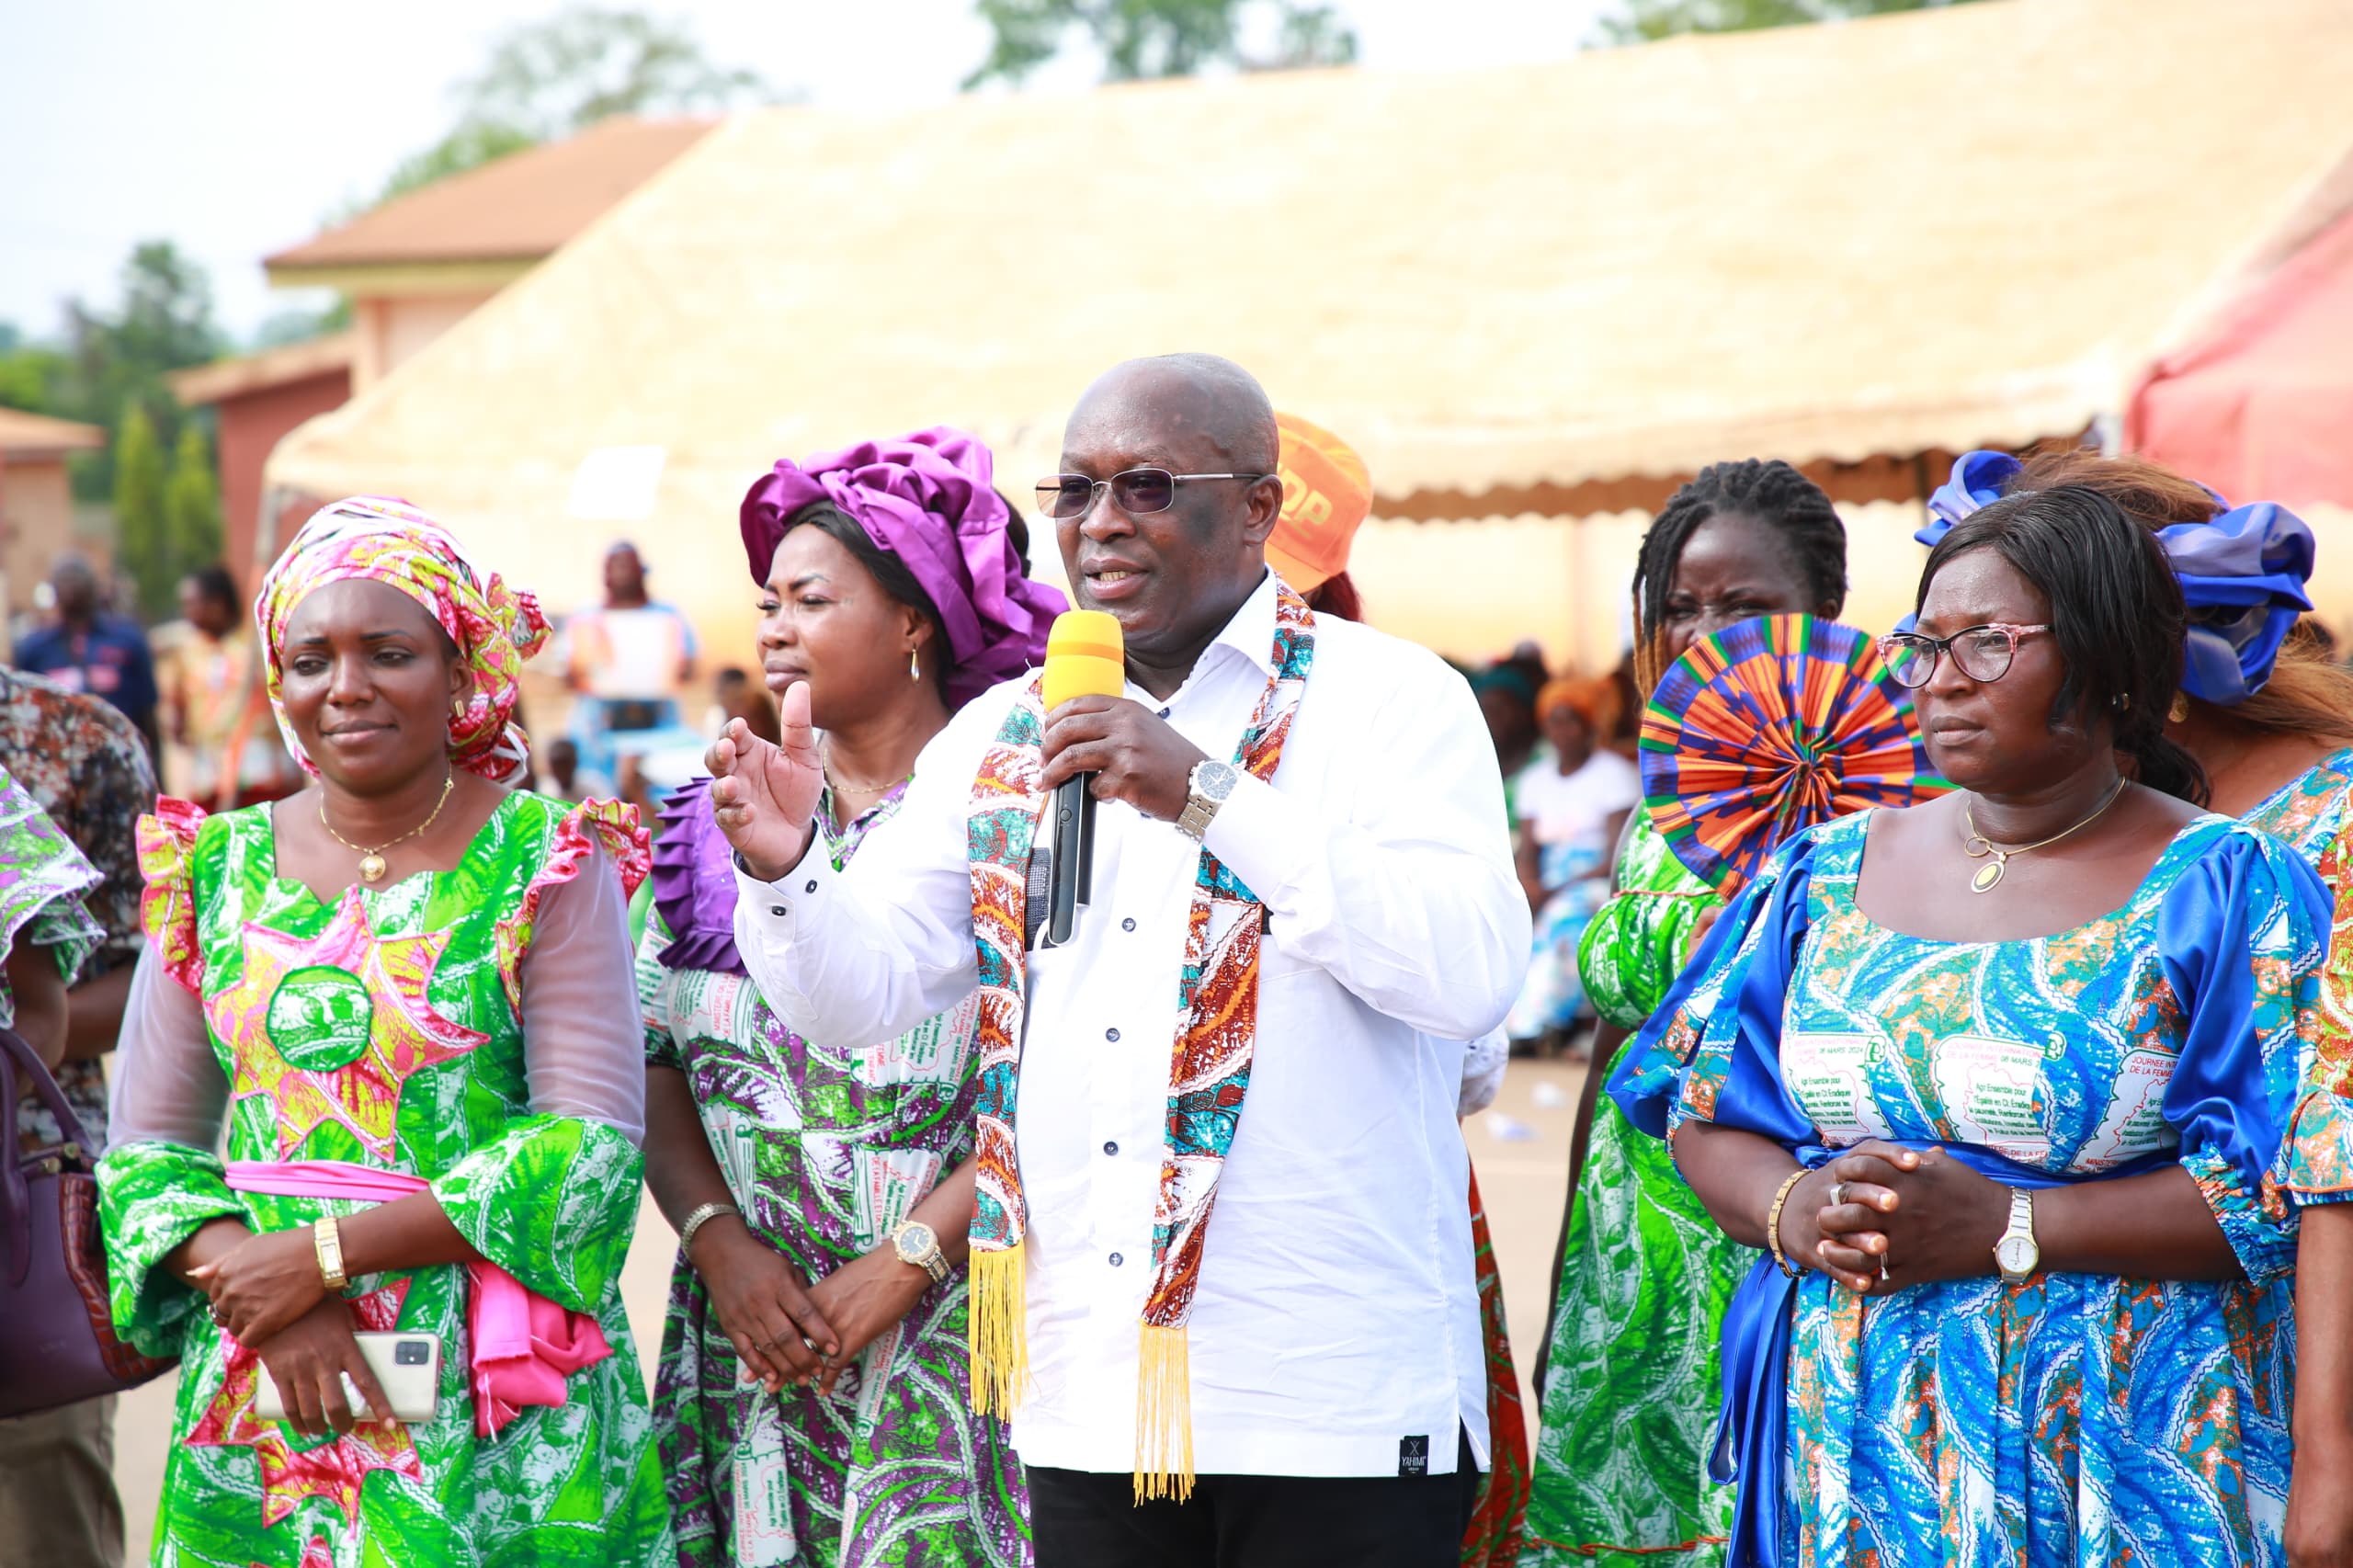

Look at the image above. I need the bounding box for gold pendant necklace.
[1960,778,2127,894]
[320,772,457,883]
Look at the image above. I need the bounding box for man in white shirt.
[707,354,1529,1567]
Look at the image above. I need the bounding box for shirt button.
[1103,1140,1119,1156]
[1106,1028,1120,1042]
[1157,708,1171,720]
[804,880,818,893]
[1121,917,1136,932]
[769,905,788,916]
[1108,1252,1124,1267]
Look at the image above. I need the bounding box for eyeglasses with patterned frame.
[1877,622,2052,688]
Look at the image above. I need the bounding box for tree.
[57,241,222,501]
[114,405,171,618]
[963,0,1358,88]
[358,7,779,211]
[1591,0,1984,45]
[165,422,224,585]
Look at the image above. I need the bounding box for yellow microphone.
[1043,610,1125,710]
[1040,610,1124,946]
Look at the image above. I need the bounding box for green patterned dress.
[1520,812,1740,1566]
[97,790,675,1567]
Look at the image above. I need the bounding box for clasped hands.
[1779,1140,2012,1296]
[707,682,1208,881]
[188,1225,398,1440]
[690,1217,932,1401]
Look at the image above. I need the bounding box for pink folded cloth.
[224,1159,612,1438]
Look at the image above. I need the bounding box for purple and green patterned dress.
[97,790,674,1567]
[640,778,1027,1568]
[0,761,104,1030]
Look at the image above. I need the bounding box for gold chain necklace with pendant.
[1959,778,2127,894]
[320,772,456,883]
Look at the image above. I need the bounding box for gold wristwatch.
[314,1216,349,1291]
[892,1221,949,1284]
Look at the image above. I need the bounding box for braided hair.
[1630,459,1847,693]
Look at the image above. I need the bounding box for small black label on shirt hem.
[1398,1435,1429,1477]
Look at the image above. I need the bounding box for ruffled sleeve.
[1608,827,1824,1149]
[134,795,210,995]
[2154,825,2328,1284]
[438,801,650,1312]
[2279,821,2353,1208]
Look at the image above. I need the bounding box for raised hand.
[707,684,824,880]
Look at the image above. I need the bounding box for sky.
[4,0,1604,343]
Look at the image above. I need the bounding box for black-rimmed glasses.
[1036,469,1275,520]
[1877,622,2051,688]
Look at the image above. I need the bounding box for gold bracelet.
[314,1215,349,1292]
[1763,1169,1809,1278]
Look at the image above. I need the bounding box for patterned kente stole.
[964,579,1315,1501]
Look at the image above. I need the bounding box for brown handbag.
[1,1025,175,1416]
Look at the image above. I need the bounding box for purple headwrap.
[739,426,1065,710]
[1910,450,2313,704]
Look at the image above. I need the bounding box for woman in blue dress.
[1615,484,2331,1568]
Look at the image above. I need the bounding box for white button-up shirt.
[733,573,1529,1477]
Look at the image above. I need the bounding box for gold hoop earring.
[2167,691,2189,724]
[909,647,922,684]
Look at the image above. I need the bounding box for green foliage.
[1592,0,1983,45]
[355,7,780,213]
[252,296,354,352]
[964,0,1358,88]
[56,241,222,502]
[454,6,777,138]
[0,335,68,414]
[377,121,543,206]
[113,405,171,618]
[165,422,224,588]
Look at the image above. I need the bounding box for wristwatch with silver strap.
[1176,760,1240,841]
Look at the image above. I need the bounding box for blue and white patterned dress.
[1615,809,2329,1568]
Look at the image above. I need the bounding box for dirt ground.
[111,1059,1586,1559]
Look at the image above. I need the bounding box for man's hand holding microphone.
[707,611,1209,889]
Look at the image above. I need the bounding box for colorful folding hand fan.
[1640,614,1947,894]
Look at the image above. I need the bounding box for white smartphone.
[255,1332,441,1425]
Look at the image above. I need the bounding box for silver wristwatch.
[1176,760,1240,841]
[892,1220,949,1284]
[1993,1187,2039,1283]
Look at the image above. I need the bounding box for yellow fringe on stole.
[968,1243,1029,1417]
[1132,1323,1197,1502]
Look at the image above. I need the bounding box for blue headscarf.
[1909,450,2315,705]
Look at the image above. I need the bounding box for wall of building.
[218,368,351,583]
[353,293,496,391]
[0,456,82,615]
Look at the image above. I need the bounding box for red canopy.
[2126,206,2353,507]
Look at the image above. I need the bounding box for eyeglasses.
[1877,623,2051,688]
[1036,469,1274,520]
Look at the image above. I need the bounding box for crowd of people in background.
[6,349,2353,1568]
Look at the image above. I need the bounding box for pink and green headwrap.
[257,496,551,783]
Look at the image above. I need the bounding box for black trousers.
[1028,1427,1480,1568]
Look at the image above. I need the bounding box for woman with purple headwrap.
[640,428,1063,1568]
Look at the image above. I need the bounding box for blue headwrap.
[1907,451,2314,704]
[1913,449,2022,548]
[2159,502,2315,706]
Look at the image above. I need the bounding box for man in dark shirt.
[0,665,156,1568]
[16,554,161,756]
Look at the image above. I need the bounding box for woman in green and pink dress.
[639,430,1061,1566]
[97,497,672,1566]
